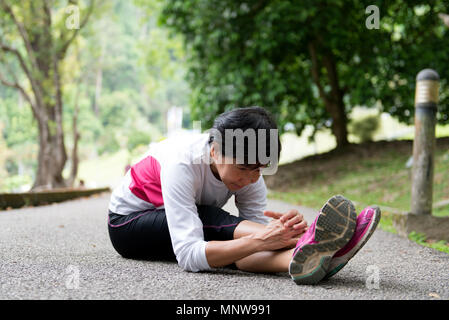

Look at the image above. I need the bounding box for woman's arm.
[205,217,301,268]
[161,163,212,272]
[205,237,263,268]
[161,163,303,271]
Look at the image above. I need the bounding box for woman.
[107,106,380,285]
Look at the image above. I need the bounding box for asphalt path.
[0,192,447,300]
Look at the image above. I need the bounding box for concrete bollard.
[392,68,449,241]
[410,69,440,215]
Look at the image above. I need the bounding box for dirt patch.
[265,137,449,191]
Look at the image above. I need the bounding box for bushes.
[127,130,151,152]
[348,114,380,143]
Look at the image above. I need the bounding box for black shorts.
[107,204,245,261]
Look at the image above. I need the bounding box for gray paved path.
[0,192,448,300]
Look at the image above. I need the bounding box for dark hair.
[208,106,281,167]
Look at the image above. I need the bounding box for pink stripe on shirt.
[129,155,164,207]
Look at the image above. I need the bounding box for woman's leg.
[234,248,294,273]
[108,205,295,272]
[107,209,176,261]
[196,205,295,273]
[232,220,295,273]
[233,219,267,239]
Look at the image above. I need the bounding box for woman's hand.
[245,218,302,251]
[264,209,308,231]
[262,209,309,249]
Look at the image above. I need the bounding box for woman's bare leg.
[233,219,267,239]
[232,220,295,273]
[234,248,294,273]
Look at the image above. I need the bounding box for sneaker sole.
[323,206,381,280]
[289,195,357,285]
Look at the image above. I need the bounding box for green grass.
[408,231,449,254]
[75,149,131,188]
[268,148,449,254]
[68,145,150,189]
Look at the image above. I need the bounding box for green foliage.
[348,115,380,143]
[267,143,449,253]
[0,174,33,193]
[0,96,37,148]
[408,231,449,254]
[0,122,10,187]
[97,128,121,156]
[408,231,427,243]
[127,130,151,152]
[160,0,449,137]
[99,90,139,128]
[1,0,181,190]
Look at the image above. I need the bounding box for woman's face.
[210,143,263,191]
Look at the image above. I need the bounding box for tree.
[0,0,95,190]
[135,0,191,133]
[0,122,11,189]
[160,0,449,148]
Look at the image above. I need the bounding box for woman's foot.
[323,206,381,280]
[289,195,357,285]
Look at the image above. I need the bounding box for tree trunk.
[0,0,95,191]
[68,80,81,187]
[32,116,68,190]
[93,66,102,116]
[31,49,68,190]
[308,40,348,148]
[92,41,104,116]
[324,100,348,148]
[322,51,348,148]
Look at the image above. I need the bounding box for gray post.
[411,69,440,215]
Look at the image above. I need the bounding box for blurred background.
[1,0,449,194]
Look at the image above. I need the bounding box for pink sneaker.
[289,195,357,285]
[323,206,381,280]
